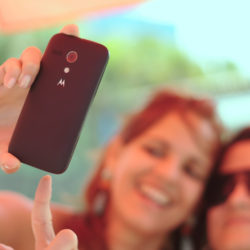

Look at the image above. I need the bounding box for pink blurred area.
[0,0,145,33]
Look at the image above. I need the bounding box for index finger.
[18,46,42,88]
[32,175,55,250]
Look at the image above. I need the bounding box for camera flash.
[64,67,70,73]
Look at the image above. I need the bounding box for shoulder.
[0,191,34,249]
[0,190,33,224]
[0,190,32,204]
[0,190,33,219]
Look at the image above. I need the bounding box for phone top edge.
[51,33,109,58]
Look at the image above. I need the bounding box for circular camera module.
[66,51,78,63]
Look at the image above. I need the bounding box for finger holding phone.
[0,46,42,173]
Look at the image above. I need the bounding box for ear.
[104,135,123,173]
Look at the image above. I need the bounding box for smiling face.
[107,111,215,236]
[207,140,250,250]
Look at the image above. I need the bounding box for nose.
[226,182,250,209]
[153,152,181,182]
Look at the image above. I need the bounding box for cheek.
[181,179,204,211]
[109,155,160,231]
[111,147,151,188]
[110,150,148,206]
[206,206,250,250]
[206,206,224,249]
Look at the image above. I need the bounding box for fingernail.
[0,164,11,172]
[1,164,10,169]
[41,175,52,186]
[0,164,18,172]
[6,77,16,88]
[20,75,31,88]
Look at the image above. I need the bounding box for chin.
[215,237,250,250]
[120,208,174,235]
[218,243,250,250]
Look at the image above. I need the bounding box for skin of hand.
[0,24,79,174]
[0,175,79,250]
[32,175,78,250]
[0,24,80,250]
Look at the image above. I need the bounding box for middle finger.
[2,58,21,88]
[19,46,42,88]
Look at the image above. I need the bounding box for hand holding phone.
[8,28,109,174]
[0,24,108,174]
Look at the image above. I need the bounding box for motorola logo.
[57,78,65,87]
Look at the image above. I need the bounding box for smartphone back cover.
[9,33,109,174]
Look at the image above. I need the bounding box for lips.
[138,183,172,207]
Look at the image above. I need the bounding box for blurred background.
[1,0,250,206]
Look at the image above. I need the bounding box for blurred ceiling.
[0,0,145,33]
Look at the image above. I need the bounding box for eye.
[221,178,235,197]
[183,161,205,181]
[143,144,167,158]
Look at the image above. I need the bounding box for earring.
[93,190,109,215]
[101,168,112,183]
[182,216,196,236]
[93,168,112,215]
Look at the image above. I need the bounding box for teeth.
[140,184,170,206]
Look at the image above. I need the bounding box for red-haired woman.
[0,25,222,250]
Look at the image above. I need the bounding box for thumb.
[60,24,79,37]
[0,243,14,250]
[47,229,78,250]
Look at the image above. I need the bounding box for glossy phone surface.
[9,33,109,174]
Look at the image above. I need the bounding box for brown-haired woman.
[192,127,250,250]
[0,25,222,250]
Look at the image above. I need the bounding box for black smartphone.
[8,33,109,174]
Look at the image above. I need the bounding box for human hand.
[0,24,79,174]
[32,175,78,250]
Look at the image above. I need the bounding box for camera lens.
[66,51,78,63]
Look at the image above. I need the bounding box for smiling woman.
[73,90,222,250]
[0,25,223,250]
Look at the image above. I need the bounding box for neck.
[106,211,169,250]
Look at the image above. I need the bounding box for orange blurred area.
[0,0,145,33]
